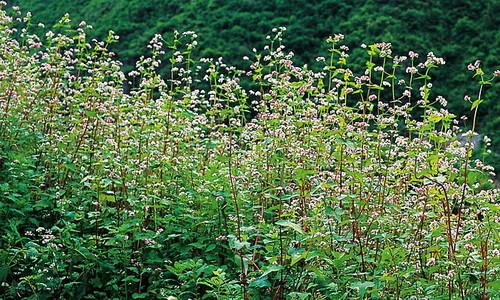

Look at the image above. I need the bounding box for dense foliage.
[1,3,499,299]
[9,0,500,172]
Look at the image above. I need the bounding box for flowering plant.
[0,4,498,299]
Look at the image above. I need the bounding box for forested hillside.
[11,1,500,169]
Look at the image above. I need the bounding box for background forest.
[12,0,500,171]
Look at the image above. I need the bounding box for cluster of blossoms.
[468,60,481,71]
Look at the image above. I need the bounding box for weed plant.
[0,4,499,299]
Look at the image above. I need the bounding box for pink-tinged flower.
[406,67,418,74]
[333,33,344,42]
[354,121,368,128]
[426,257,436,266]
[425,52,445,66]
[467,60,480,71]
[144,239,157,246]
[408,51,419,58]
[436,95,447,107]
[494,70,500,77]
[403,89,411,98]
[393,55,407,64]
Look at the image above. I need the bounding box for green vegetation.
[1,2,499,299]
[10,0,500,170]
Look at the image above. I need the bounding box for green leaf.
[288,292,311,300]
[0,265,9,282]
[249,276,271,288]
[416,74,431,80]
[290,250,308,266]
[132,293,150,299]
[206,244,216,252]
[260,264,283,278]
[350,281,375,298]
[229,237,250,250]
[325,206,343,222]
[276,220,303,234]
[470,99,483,110]
[85,110,97,117]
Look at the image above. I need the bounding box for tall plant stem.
[228,131,247,299]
